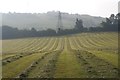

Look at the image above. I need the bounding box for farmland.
[2,32,118,78]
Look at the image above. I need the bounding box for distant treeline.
[1,13,119,39]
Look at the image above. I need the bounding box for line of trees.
[90,13,119,32]
[2,26,57,39]
[1,13,119,39]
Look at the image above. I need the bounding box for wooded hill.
[2,11,105,30]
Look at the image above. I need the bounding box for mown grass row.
[2,32,118,78]
[54,37,86,78]
[73,50,118,78]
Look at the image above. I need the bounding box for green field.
[2,32,118,78]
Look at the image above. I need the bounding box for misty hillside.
[2,11,105,30]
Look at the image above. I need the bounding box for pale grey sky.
[0,0,119,17]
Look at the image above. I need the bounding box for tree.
[75,18,84,31]
[46,29,56,36]
[31,28,37,33]
[30,28,37,37]
[116,13,120,20]
[100,13,118,31]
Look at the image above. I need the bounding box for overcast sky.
[0,0,119,17]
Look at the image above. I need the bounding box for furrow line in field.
[18,50,62,78]
[74,50,118,78]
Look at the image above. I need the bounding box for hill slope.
[2,11,105,30]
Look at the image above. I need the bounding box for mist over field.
[2,11,105,30]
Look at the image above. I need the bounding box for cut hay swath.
[2,32,118,78]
